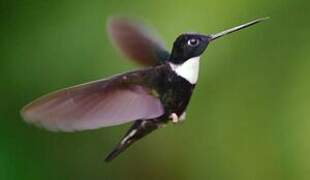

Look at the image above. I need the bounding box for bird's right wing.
[107,16,170,67]
[20,68,166,132]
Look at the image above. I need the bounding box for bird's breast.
[157,69,196,116]
[169,56,200,84]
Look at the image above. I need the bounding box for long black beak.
[208,17,269,41]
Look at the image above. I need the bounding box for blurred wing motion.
[107,16,170,66]
[21,72,164,132]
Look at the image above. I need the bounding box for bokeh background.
[1,0,310,179]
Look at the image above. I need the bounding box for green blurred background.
[1,0,310,179]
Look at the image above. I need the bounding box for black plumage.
[20,16,268,162]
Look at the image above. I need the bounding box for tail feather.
[105,141,131,162]
[104,119,160,162]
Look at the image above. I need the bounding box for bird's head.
[169,17,269,64]
[169,33,210,64]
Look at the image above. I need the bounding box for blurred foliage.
[1,0,310,179]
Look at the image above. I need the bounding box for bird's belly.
[159,76,195,117]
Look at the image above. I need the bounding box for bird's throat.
[169,56,200,84]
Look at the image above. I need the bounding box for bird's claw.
[169,113,179,124]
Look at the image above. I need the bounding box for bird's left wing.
[107,16,170,66]
[21,69,165,132]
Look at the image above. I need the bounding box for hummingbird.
[21,16,268,162]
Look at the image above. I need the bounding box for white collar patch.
[169,56,200,84]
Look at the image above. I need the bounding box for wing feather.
[21,72,164,132]
[107,16,170,66]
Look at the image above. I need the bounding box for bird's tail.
[104,119,160,162]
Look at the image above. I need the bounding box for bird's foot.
[179,112,186,121]
[169,113,180,124]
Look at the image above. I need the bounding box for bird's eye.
[187,38,200,47]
